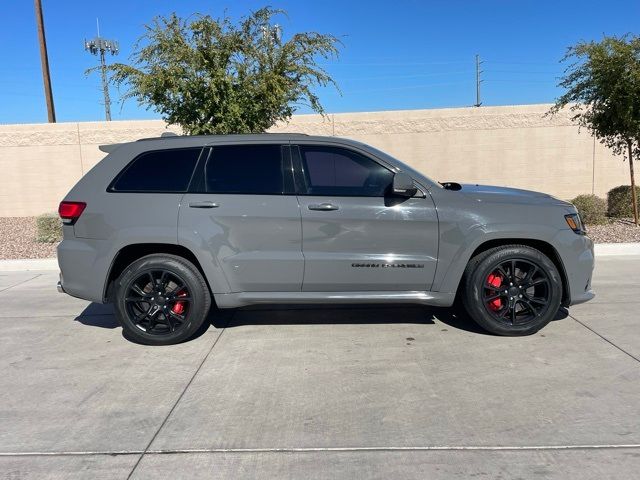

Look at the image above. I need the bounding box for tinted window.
[300,146,393,196]
[111,148,201,192]
[205,145,284,194]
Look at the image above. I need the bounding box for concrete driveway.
[0,256,639,479]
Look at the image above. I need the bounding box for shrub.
[607,185,640,218]
[570,194,608,225]
[36,213,62,243]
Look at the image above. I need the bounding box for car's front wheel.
[462,245,563,336]
[114,254,211,345]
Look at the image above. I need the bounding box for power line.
[319,61,470,67]
[489,69,563,75]
[484,79,557,84]
[342,81,471,95]
[484,60,560,66]
[340,71,474,82]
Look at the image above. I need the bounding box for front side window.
[300,145,393,197]
[110,148,201,192]
[299,146,394,197]
[205,144,284,194]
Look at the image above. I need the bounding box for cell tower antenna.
[84,20,119,121]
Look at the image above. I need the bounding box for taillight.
[58,201,86,225]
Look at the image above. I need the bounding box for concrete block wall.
[271,104,630,200]
[0,104,631,216]
[0,121,180,217]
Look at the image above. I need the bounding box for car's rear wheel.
[114,254,211,345]
[462,245,562,336]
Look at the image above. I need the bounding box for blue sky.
[1,0,638,124]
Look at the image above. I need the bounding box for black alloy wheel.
[482,258,552,326]
[114,254,211,345]
[462,245,563,336]
[124,269,192,335]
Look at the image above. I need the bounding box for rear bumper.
[57,237,112,303]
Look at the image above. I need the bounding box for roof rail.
[135,132,310,142]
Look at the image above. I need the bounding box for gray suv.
[57,134,594,345]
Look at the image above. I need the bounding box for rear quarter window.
[109,148,201,192]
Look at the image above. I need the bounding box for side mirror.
[392,172,417,197]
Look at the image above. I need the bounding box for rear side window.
[205,145,284,194]
[299,145,394,197]
[110,148,201,192]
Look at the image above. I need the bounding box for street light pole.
[34,0,56,122]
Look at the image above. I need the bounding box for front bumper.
[569,288,596,305]
[553,230,595,306]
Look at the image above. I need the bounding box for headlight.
[565,213,586,234]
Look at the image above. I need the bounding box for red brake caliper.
[171,289,188,315]
[486,273,503,311]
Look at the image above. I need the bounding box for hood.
[454,183,573,207]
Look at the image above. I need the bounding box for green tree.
[550,35,640,226]
[106,7,340,135]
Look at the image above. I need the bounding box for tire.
[113,254,211,345]
[461,245,562,336]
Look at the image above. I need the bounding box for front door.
[292,144,438,292]
[179,143,303,293]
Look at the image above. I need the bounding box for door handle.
[189,201,219,209]
[308,203,339,211]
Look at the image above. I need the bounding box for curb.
[0,243,639,272]
[594,242,640,257]
[0,258,58,272]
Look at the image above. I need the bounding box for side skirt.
[214,291,456,309]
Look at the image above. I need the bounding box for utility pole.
[34,0,56,122]
[85,20,118,121]
[474,54,483,107]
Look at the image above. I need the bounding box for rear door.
[179,143,303,293]
[292,143,438,292]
